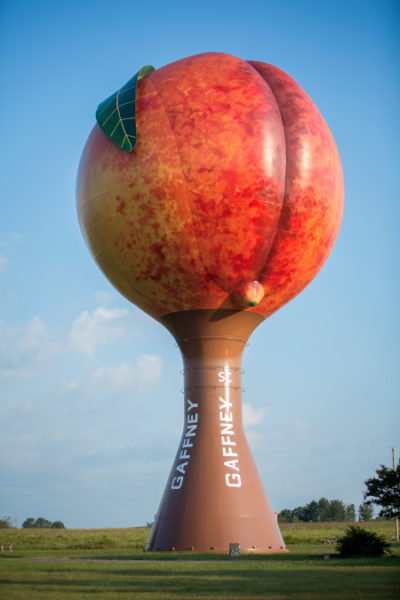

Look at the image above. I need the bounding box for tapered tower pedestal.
[146,309,287,553]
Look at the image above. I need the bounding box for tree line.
[0,515,65,529]
[278,498,374,523]
[22,517,65,529]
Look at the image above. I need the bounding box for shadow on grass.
[0,551,312,562]
[2,558,400,599]
[0,565,399,600]
[0,552,329,563]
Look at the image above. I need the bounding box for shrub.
[0,516,16,529]
[22,517,66,529]
[337,525,391,558]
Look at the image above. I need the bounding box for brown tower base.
[145,309,287,553]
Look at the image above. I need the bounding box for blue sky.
[0,0,399,528]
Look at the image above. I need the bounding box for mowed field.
[0,522,399,599]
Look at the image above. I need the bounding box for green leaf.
[96,65,155,152]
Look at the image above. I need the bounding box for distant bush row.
[278,498,374,523]
[22,517,65,529]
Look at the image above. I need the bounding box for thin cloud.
[94,290,117,306]
[0,232,22,246]
[243,402,267,427]
[0,317,61,379]
[68,306,130,358]
[136,355,163,382]
[0,304,152,380]
[87,356,163,393]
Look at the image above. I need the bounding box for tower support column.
[146,309,287,553]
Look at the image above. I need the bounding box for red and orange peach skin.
[77,52,343,321]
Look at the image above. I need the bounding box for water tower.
[77,52,343,552]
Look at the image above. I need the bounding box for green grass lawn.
[0,521,396,555]
[0,523,399,599]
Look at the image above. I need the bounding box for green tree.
[344,503,356,522]
[292,506,305,522]
[278,498,358,523]
[364,462,400,519]
[329,499,346,521]
[34,517,52,528]
[358,502,374,521]
[278,509,293,523]
[22,516,65,528]
[303,500,319,522]
[318,497,331,521]
[22,517,36,528]
[0,516,16,528]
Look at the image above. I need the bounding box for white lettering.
[171,476,183,489]
[219,380,241,487]
[218,369,233,384]
[222,447,238,457]
[221,435,236,446]
[176,461,188,474]
[226,473,242,487]
[220,411,233,422]
[224,459,240,471]
[185,423,197,437]
[179,448,191,460]
[220,422,234,435]
[170,398,198,490]
[219,396,232,411]
[187,399,198,412]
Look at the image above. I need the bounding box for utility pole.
[393,447,399,542]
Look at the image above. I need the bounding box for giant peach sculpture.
[77,52,343,552]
